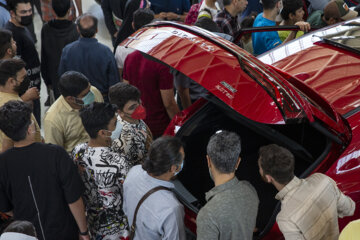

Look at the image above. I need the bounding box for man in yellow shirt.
[0,58,41,152]
[44,71,103,153]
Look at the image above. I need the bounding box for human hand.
[166,12,179,20]
[295,21,311,32]
[156,12,167,19]
[21,87,40,101]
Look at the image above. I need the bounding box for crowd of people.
[0,0,359,239]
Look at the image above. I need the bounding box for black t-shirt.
[5,22,41,90]
[0,143,84,240]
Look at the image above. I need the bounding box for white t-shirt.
[115,45,136,69]
[198,1,221,20]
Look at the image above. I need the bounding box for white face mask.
[109,121,123,141]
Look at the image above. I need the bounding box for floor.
[33,0,113,125]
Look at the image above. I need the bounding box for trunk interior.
[175,98,332,238]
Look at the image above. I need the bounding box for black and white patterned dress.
[72,143,129,240]
[112,117,152,168]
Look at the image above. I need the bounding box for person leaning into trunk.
[196,130,259,240]
[258,144,355,240]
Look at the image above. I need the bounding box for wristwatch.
[79,229,89,236]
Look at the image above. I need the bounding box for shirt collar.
[79,37,98,43]
[205,177,239,202]
[275,176,302,201]
[59,95,77,112]
[142,167,175,189]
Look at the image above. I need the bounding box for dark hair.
[261,0,281,10]
[109,82,141,111]
[195,17,220,32]
[0,100,32,142]
[143,136,183,176]
[4,220,36,237]
[258,144,295,184]
[58,71,89,97]
[207,131,241,173]
[133,8,154,31]
[223,0,231,6]
[241,11,257,28]
[80,102,117,139]
[76,14,98,38]
[52,0,70,18]
[0,58,26,86]
[280,0,304,20]
[6,0,30,11]
[0,29,13,59]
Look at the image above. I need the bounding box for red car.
[121,20,360,239]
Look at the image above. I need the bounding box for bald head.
[77,14,98,38]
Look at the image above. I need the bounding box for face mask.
[13,76,30,95]
[174,161,184,176]
[76,90,95,106]
[19,15,33,26]
[131,104,146,120]
[108,121,123,141]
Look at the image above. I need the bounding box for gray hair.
[206,130,241,173]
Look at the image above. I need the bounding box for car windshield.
[316,21,360,53]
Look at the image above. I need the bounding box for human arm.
[277,218,306,240]
[58,147,87,238]
[160,89,180,119]
[165,12,188,22]
[155,12,167,19]
[330,178,356,217]
[20,87,40,102]
[159,67,180,119]
[68,197,89,239]
[162,205,186,240]
[283,22,310,44]
[196,209,219,240]
[107,51,121,87]
[74,0,82,16]
[177,86,191,109]
[101,0,118,37]
[44,119,65,147]
[174,72,192,109]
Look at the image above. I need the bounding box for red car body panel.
[122,20,360,239]
[121,23,313,124]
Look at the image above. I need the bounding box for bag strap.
[129,186,172,240]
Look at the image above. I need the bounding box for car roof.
[121,21,312,124]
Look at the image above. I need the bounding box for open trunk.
[174,97,332,239]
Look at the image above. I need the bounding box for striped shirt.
[275,174,355,240]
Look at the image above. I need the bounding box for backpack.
[185,0,204,25]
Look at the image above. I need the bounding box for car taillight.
[163,98,208,136]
